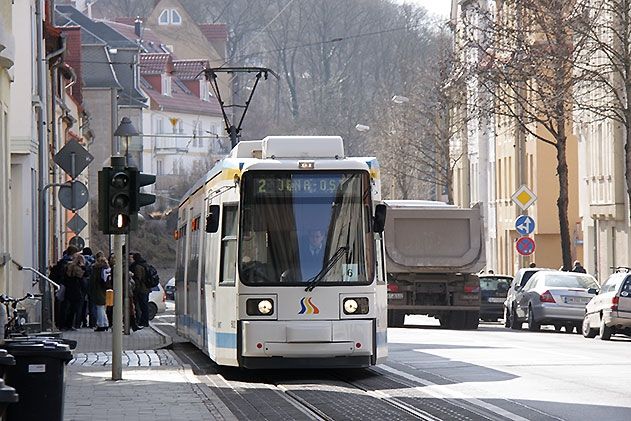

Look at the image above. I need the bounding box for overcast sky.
[395,0,452,18]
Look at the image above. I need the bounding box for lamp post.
[111,117,139,380]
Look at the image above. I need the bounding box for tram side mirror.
[205,205,220,233]
[373,204,387,234]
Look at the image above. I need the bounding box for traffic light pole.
[112,233,124,380]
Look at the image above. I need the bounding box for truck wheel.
[464,311,479,330]
[448,312,467,330]
[388,311,405,328]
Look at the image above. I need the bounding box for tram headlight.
[343,297,369,315]
[246,298,274,316]
[258,300,273,315]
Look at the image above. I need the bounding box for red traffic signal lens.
[111,172,129,188]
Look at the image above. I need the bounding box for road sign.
[515,215,535,236]
[511,185,537,211]
[516,236,536,256]
[69,235,85,250]
[58,181,89,211]
[53,139,94,179]
[67,213,87,234]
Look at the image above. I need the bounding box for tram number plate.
[387,293,404,300]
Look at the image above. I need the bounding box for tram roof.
[179,136,379,206]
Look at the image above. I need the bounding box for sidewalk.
[61,324,235,420]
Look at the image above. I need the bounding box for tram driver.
[300,228,326,279]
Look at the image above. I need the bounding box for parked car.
[583,271,631,340]
[479,274,512,321]
[148,283,167,320]
[511,270,599,332]
[164,277,175,300]
[505,267,549,328]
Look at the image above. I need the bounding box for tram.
[175,136,388,368]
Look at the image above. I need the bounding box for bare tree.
[573,1,631,221]
[463,0,594,270]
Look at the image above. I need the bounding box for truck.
[383,200,485,330]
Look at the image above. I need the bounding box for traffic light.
[98,166,133,234]
[129,168,156,229]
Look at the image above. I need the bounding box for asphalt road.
[156,307,631,420]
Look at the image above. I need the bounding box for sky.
[396,0,452,18]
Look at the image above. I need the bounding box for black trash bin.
[0,378,18,419]
[0,349,15,379]
[2,340,73,421]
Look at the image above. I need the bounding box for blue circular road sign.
[515,215,535,236]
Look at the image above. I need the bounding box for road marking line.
[380,364,531,421]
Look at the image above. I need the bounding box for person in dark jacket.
[63,253,85,331]
[572,260,587,273]
[89,256,109,331]
[52,245,79,330]
[129,252,150,327]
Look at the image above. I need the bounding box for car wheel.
[582,315,598,338]
[527,306,540,332]
[554,324,562,332]
[148,302,158,321]
[510,307,522,330]
[599,317,612,340]
[563,324,575,333]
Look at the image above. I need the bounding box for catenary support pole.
[112,234,124,380]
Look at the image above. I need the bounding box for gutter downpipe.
[36,0,65,330]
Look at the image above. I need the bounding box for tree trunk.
[555,121,572,271]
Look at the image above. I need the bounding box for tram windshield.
[239,170,374,286]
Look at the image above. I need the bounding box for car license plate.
[563,296,590,304]
[387,293,404,300]
[487,297,504,303]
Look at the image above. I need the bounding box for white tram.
[175,136,388,368]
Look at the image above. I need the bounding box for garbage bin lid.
[0,349,15,366]
[0,379,19,403]
[2,341,73,361]
[4,336,77,350]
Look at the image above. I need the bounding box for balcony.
[153,135,190,153]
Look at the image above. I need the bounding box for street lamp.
[114,117,139,158]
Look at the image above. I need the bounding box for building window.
[158,9,169,25]
[200,80,209,101]
[161,74,171,96]
[157,160,164,175]
[171,10,182,25]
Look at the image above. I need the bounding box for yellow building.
[451,0,582,276]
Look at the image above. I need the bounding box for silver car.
[583,271,631,340]
[504,267,549,329]
[512,271,599,332]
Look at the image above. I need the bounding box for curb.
[149,322,173,350]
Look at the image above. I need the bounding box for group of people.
[51,245,154,332]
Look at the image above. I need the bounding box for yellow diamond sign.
[511,185,537,210]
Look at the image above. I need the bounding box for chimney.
[134,17,143,38]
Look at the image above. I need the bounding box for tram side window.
[220,204,238,285]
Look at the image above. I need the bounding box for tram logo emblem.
[298,297,320,315]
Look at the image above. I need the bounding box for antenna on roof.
[200,67,278,148]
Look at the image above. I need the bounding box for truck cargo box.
[383,200,485,274]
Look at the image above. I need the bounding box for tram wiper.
[304,246,349,292]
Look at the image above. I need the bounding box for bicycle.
[0,293,41,339]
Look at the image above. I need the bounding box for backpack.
[142,263,160,288]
